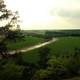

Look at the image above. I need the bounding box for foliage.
[45,30,80,37]
[0,0,23,57]
[19,37,80,80]
[0,58,24,80]
[38,47,50,69]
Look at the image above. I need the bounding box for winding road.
[8,38,58,55]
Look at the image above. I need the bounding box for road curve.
[8,38,58,54]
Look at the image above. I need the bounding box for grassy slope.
[22,37,80,63]
[6,36,44,50]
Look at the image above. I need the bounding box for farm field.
[6,36,44,50]
[21,37,80,63]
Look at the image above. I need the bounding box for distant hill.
[21,29,80,37]
[22,30,46,35]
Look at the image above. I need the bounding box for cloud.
[58,9,80,19]
[49,8,80,29]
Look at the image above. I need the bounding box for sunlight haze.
[5,0,80,30]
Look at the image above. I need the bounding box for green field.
[48,37,80,57]
[21,37,80,63]
[6,36,44,50]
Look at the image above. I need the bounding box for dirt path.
[8,38,58,54]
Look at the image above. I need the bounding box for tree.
[0,62,24,80]
[38,47,50,69]
[22,63,37,80]
[0,0,23,57]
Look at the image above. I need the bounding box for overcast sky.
[5,0,80,30]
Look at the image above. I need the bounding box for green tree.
[22,63,37,80]
[0,62,24,80]
[38,47,50,69]
[0,0,23,57]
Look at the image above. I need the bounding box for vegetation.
[45,30,80,37]
[21,37,80,63]
[0,0,80,80]
[6,36,44,50]
[20,37,80,80]
[0,0,24,57]
[63,77,80,80]
[48,37,80,57]
[1,36,80,80]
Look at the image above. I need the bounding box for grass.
[48,37,80,57]
[6,36,44,50]
[21,37,80,63]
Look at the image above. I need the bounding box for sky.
[5,0,80,30]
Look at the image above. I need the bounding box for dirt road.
[8,38,58,54]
